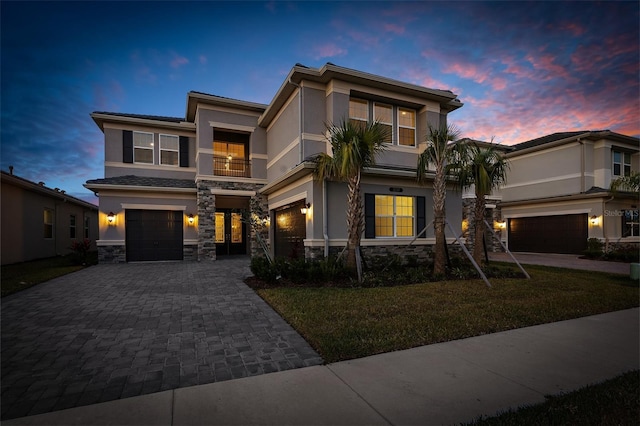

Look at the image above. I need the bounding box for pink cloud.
[170,55,189,68]
[199,55,207,64]
[383,23,405,34]
[311,43,347,60]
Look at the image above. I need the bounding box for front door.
[215,209,246,255]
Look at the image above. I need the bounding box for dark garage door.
[274,202,307,258]
[126,210,183,261]
[508,214,587,254]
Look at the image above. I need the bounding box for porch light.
[107,212,116,225]
[589,215,599,225]
[187,213,195,225]
[300,203,311,215]
[496,220,507,229]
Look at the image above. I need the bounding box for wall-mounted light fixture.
[496,220,507,229]
[107,212,116,225]
[589,215,599,225]
[187,213,195,225]
[300,203,311,215]
[262,216,270,226]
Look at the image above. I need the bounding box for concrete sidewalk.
[488,251,634,275]
[5,308,638,425]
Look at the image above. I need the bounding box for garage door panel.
[509,214,587,254]
[126,210,183,262]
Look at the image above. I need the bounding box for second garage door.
[125,210,183,262]
[508,214,588,254]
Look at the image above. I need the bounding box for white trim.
[397,107,416,147]
[100,118,195,132]
[95,191,194,200]
[105,161,196,173]
[85,184,196,194]
[501,173,583,189]
[503,209,591,219]
[184,239,199,245]
[209,188,256,197]
[121,204,186,211]
[196,175,267,185]
[383,144,419,153]
[133,131,155,165]
[159,133,180,167]
[302,133,326,142]
[250,153,268,160]
[196,103,262,117]
[97,240,125,246]
[270,192,307,210]
[267,175,313,200]
[198,148,214,155]
[267,138,299,169]
[322,238,458,246]
[209,121,256,133]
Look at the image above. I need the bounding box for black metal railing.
[213,156,251,178]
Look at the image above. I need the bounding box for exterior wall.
[502,143,583,201]
[103,125,196,180]
[1,178,98,265]
[266,91,302,182]
[96,190,197,263]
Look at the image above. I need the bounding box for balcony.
[213,156,251,178]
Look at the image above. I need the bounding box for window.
[613,151,631,177]
[44,209,53,239]
[84,216,90,239]
[213,141,247,177]
[160,134,179,166]
[349,98,368,129]
[374,195,414,237]
[398,108,416,146]
[70,215,76,239]
[622,209,639,237]
[133,131,154,164]
[374,103,393,144]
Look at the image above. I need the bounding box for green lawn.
[465,370,639,426]
[1,253,97,297]
[257,264,639,363]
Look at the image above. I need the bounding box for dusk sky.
[1,1,638,205]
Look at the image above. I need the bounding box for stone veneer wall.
[183,244,198,261]
[98,245,126,263]
[462,198,505,253]
[196,180,267,261]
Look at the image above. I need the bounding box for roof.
[91,111,194,132]
[259,62,463,127]
[510,130,640,154]
[1,170,98,209]
[457,138,514,152]
[85,175,196,189]
[185,92,267,122]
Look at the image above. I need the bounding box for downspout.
[578,139,585,193]
[288,78,303,163]
[602,195,615,252]
[323,179,329,257]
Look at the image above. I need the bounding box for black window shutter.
[179,136,189,167]
[364,193,376,239]
[416,196,426,238]
[123,130,133,163]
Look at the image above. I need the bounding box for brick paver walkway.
[1,258,323,420]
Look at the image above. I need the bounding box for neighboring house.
[496,130,639,254]
[85,63,464,263]
[1,168,98,265]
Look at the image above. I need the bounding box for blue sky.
[1,1,638,205]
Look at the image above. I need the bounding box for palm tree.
[610,172,640,194]
[455,142,509,266]
[417,124,463,276]
[313,119,388,280]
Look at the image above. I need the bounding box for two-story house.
[85,63,464,263]
[497,130,639,254]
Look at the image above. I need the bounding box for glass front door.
[215,209,246,255]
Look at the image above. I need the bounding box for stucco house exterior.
[1,168,99,265]
[463,131,639,255]
[85,63,464,263]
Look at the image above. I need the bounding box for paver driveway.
[1,258,323,420]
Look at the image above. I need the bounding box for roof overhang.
[2,171,98,209]
[186,92,267,122]
[83,183,197,196]
[508,131,640,158]
[498,190,637,208]
[91,112,195,133]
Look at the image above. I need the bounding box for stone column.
[197,181,216,261]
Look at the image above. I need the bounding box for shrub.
[250,256,279,282]
[69,239,92,265]
[583,238,604,259]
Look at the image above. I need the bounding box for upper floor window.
[133,131,154,164]
[69,215,76,239]
[374,195,414,237]
[613,151,631,177]
[349,98,416,147]
[398,108,416,147]
[160,134,179,166]
[213,130,250,177]
[44,209,53,239]
[374,103,393,144]
[622,209,639,237]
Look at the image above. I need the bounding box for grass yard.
[257,264,639,363]
[465,370,639,425]
[1,253,97,297]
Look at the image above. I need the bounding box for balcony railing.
[213,156,251,178]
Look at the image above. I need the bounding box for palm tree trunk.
[473,195,486,266]
[346,172,364,278]
[433,164,447,276]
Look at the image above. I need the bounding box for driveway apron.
[1,258,323,420]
